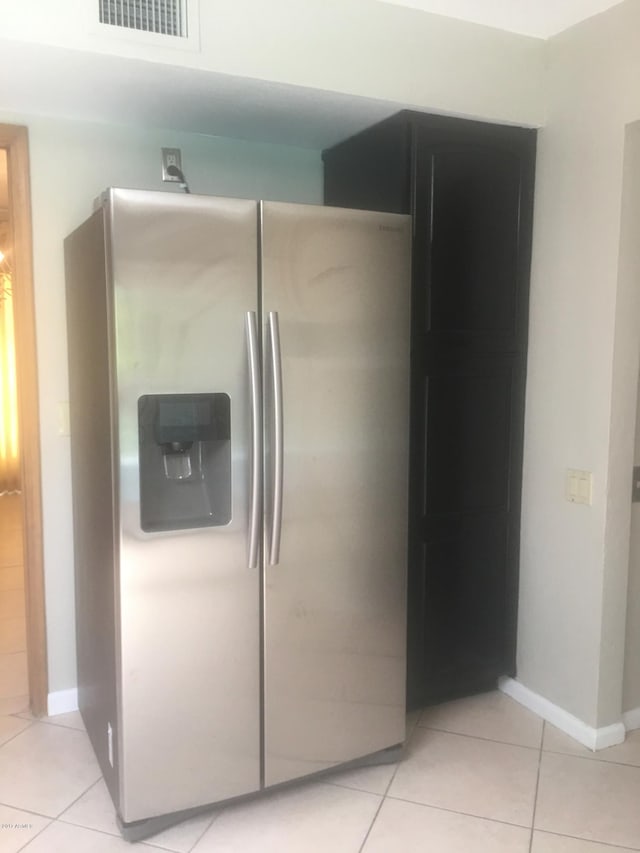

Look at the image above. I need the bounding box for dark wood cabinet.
[323,112,536,709]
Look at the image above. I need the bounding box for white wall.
[621,122,640,715]
[625,363,640,714]
[519,1,640,727]
[0,112,322,691]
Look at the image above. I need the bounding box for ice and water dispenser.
[138,393,231,532]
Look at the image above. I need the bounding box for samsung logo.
[378,225,403,233]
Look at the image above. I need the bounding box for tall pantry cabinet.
[323,112,536,709]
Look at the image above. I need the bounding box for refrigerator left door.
[108,190,261,823]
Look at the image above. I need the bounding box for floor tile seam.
[56,813,120,833]
[355,741,406,850]
[55,814,181,852]
[38,720,85,732]
[406,718,422,739]
[356,790,386,853]
[534,828,640,851]
[528,720,544,853]
[56,801,220,853]
[315,780,383,801]
[14,816,54,853]
[324,780,388,796]
[0,719,35,748]
[45,817,171,850]
[384,793,534,830]
[533,818,640,852]
[416,724,542,752]
[152,809,219,853]
[0,800,55,821]
[53,773,104,820]
[383,765,401,796]
[539,747,640,771]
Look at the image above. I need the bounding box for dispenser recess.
[138,393,231,532]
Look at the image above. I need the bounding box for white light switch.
[566,468,593,505]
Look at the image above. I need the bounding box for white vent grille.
[99,0,187,37]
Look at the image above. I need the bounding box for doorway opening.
[0,148,28,713]
[0,124,47,716]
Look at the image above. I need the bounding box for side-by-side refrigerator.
[64,188,411,836]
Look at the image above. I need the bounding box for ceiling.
[379,0,624,39]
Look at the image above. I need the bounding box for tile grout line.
[528,720,545,853]
[53,775,104,822]
[416,722,543,752]
[538,746,640,770]
[355,776,392,852]
[0,801,55,820]
[172,809,220,853]
[534,829,640,852]
[37,719,86,732]
[357,801,385,853]
[378,708,550,840]
[383,792,536,831]
[0,718,35,750]
[15,817,54,853]
[418,719,640,769]
[356,714,420,853]
[142,805,224,853]
[26,815,176,851]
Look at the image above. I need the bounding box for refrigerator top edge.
[94,187,258,217]
[260,198,410,229]
[90,187,410,229]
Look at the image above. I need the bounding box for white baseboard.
[47,688,79,717]
[623,706,640,731]
[499,677,626,751]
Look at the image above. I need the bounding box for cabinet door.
[408,128,534,705]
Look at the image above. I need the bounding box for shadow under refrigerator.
[64,188,411,837]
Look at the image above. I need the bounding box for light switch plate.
[566,468,593,505]
[57,401,70,436]
[161,147,182,182]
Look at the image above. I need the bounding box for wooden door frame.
[0,124,48,715]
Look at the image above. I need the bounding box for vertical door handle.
[246,311,262,569]
[268,311,283,566]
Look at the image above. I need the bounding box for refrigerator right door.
[261,202,411,786]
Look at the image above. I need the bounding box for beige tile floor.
[0,690,639,851]
[0,494,29,717]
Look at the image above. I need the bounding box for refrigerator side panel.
[109,190,261,822]
[261,202,411,786]
[64,210,120,808]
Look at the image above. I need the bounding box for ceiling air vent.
[99,0,187,38]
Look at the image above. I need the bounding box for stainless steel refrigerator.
[64,188,411,838]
